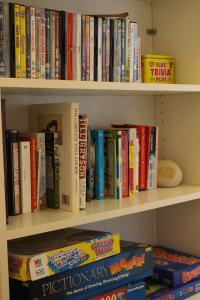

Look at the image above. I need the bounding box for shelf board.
[0,78,200,96]
[6,184,200,240]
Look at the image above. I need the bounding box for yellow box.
[8,228,120,281]
[142,54,175,84]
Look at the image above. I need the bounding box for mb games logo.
[34,258,42,268]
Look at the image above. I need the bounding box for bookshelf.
[1,0,200,299]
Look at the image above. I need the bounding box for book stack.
[0,1,141,82]
[146,246,200,299]
[8,228,153,300]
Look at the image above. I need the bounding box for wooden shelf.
[0,78,200,96]
[6,184,200,240]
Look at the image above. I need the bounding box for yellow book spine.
[14,4,20,78]
[20,5,26,78]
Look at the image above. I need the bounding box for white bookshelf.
[1,0,200,299]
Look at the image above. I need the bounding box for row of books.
[0,2,141,82]
[3,100,158,217]
[8,228,153,299]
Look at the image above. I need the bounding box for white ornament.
[157,160,183,187]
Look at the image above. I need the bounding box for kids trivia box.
[8,228,120,281]
[9,241,153,300]
[153,246,200,287]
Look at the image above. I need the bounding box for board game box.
[153,246,200,287]
[9,241,153,300]
[8,228,120,281]
[90,281,146,300]
[146,277,200,299]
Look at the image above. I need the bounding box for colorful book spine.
[86,127,92,202]
[137,125,147,190]
[29,136,37,212]
[79,114,88,209]
[67,12,73,80]
[145,126,151,190]
[19,141,31,214]
[85,15,90,81]
[45,9,51,79]
[55,10,60,80]
[105,18,110,82]
[116,131,122,199]
[97,17,102,82]
[148,127,155,190]
[128,128,136,197]
[26,6,31,78]
[35,8,41,79]
[73,13,81,81]
[105,133,116,198]
[30,7,36,79]
[87,132,95,201]
[153,127,159,190]
[116,19,122,82]
[50,10,55,79]
[91,130,104,200]
[121,130,129,197]
[0,2,6,77]
[45,132,59,209]
[121,18,126,82]
[19,5,26,78]
[40,8,46,79]
[134,135,140,191]
[89,16,94,81]
[81,15,86,81]
[14,4,20,78]
[6,129,21,216]
[129,22,134,82]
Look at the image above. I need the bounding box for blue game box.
[153,246,200,287]
[10,241,153,300]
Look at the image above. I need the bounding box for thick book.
[19,5,26,78]
[29,102,80,212]
[45,132,59,209]
[8,228,120,281]
[6,129,21,216]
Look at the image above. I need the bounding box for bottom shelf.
[6,184,200,240]
[188,294,200,299]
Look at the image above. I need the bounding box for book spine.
[26,6,31,78]
[136,37,142,83]
[116,19,122,82]
[125,17,130,82]
[30,136,37,212]
[55,11,60,79]
[14,4,20,78]
[19,5,26,78]
[133,22,138,82]
[50,10,55,79]
[129,22,134,82]
[97,17,102,82]
[85,16,90,81]
[91,130,104,200]
[67,12,73,80]
[6,130,21,216]
[73,13,81,81]
[137,125,147,191]
[109,19,114,82]
[105,136,116,197]
[113,19,117,82]
[19,141,31,214]
[30,7,36,79]
[40,8,46,79]
[4,3,9,77]
[86,127,91,202]
[45,9,51,79]
[121,18,126,82]
[79,114,88,209]
[105,18,110,82]
[9,3,15,78]
[134,136,139,191]
[102,18,106,82]
[60,11,66,80]
[81,15,86,81]
[128,128,136,197]
[90,140,95,200]
[93,17,98,81]
[121,130,129,197]
[45,132,59,209]
[116,132,122,199]
[153,127,159,190]
[0,2,6,77]
[148,126,155,190]
[36,133,46,210]
[145,126,151,190]
[89,16,94,81]
[35,8,41,79]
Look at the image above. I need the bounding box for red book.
[29,136,37,212]
[121,130,129,197]
[67,13,73,80]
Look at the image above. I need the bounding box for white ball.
[157,160,183,188]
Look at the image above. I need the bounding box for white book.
[97,18,102,82]
[129,22,135,82]
[30,102,80,212]
[89,16,94,81]
[73,13,81,81]
[136,37,142,83]
[19,141,31,214]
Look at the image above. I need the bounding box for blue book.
[91,130,104,200]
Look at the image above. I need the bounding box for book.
[29,136,37,212]
[30,6,36,79]
[90,16,94,81]
[94,16,98,81]
[0,2,7,77]
[73,13,81,81]
[14,4,20,78]
[109,19,114,82]
[19,5,26,78]
[121,130,129,197]
[55,10,60,80]
[29,102,80,212]
[8,228,120,281]
[19,141,31,214]
[121,18,126,82]
[105,18,110,82]
[26,6,31,78]
[45,132,59,209]
[85,15,90,81]
[50,10,55,79]
[60,11,66,80]
[87,127,95,201]
[9,240,152,299]
[79,114,88,209]
[81,15,86,81]
[97,17,102,81]
[45,9,51,79]
[104,133,116,198]
[35,8,41,79]
[67,12,73,80]
[40,8,46,79]
[102,18,106,81]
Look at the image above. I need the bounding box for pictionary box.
[9,241,153,300]
[146,277,200,300]
[8,228,120,281]
[153,246,200,287]
[90,281,146,300]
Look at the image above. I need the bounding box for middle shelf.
[6,184,200,240]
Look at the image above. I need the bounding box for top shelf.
[0,78,200,96]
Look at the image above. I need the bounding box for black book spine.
[0,2,6,77]
[93,16,98,82]
[109,19,114,82]
[6,129,21,216]
[60,11,65,80]
[9,3,15,78]
[45,9,51,79]
[26,6,31,78]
